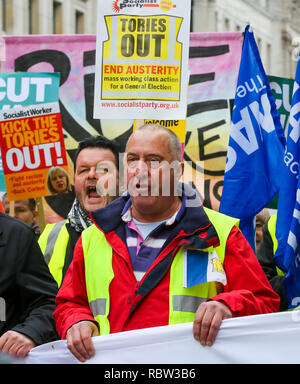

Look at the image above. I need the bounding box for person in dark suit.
[0,213,58,358]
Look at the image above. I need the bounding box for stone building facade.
[0,0,299,77]
[192,0,300,77]
[0,0,98,35]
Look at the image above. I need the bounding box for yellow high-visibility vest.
[267,214,285,277]
[81,208,239,335]
[38,220,69,287]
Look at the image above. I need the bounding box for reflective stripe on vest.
[267,214,285,277]
[172,295,206,313]
[267,214,278,256]
[38,223,56,254]
[82,226,113,335]
[82,208,239,334]
[89,298,107,317]
[38,220,69,287]
[44,220,67,264]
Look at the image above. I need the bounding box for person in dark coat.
[0,212,59,358]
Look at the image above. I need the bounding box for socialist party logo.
[112,0,174,13]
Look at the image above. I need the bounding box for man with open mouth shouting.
[39,135,120,288]
[54,124,279,363]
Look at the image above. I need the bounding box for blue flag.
[274,53,300,308]
[219,25,286,251]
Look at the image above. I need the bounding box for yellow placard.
[101,14,183,101]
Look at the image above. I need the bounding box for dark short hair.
[73,136,120,172]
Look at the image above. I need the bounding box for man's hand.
[0,331,35,357]
[66,321,99,362]
[193,301,232,347]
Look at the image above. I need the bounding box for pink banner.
[1,32,242,221]
[186,32,242,208]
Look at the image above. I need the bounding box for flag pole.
[9,200,14,217]
[36,197,46,234]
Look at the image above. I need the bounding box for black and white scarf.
[67,198,93,233]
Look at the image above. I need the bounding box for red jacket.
[54,196,280,339]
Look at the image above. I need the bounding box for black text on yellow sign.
[102,15,182,100]
[119,17,168,59]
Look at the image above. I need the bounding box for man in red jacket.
[54,124,280,362]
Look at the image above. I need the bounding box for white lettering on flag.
[288,231,297,252]
[224,146,237,173]
[293,208,300,225]
[231,106,258,155]
[249,93,275,134]
[289,82,300,143]
[226,93,277,173]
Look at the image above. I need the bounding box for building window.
[257,37,262,53]
[2,0,13,33]
[2,0,6,31]
[224,18,230,31]
[190,0,194,32]
[75,10,84,34]
[53,1,62,34]
[214,11,219,31]
[29,0,39,34]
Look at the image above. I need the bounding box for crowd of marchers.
[0,124,283,362]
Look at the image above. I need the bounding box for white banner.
[19,311,300,364]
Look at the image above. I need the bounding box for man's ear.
[176,161,184,180]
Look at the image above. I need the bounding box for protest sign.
[0,72,60,109]
[0,152,4,191]
[0,102,68,201]
[0,72,61,192]
[94,0,191,119]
